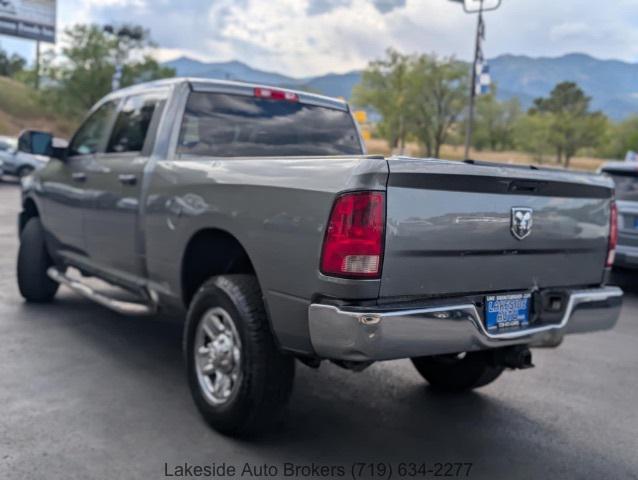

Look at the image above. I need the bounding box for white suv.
[0,135,49,178]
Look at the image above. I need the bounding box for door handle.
[118,174,137,186]
[71,172,86,182]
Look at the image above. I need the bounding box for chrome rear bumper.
[308,287,623,361]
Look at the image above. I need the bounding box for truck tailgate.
[380,157,614,298]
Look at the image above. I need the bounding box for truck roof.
[105,77,349,111]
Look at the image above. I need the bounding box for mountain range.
[164,53,638,120]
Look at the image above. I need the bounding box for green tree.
[352,49,412,152]
[529,82,607,167]
[44,24,174,114]
[603,116,638,159]
[407,54,468,158]
[473,90,521,151]
[513,113,553,163]
[0,49,26,77]
[531,81,590,116]
[353,50,468,157]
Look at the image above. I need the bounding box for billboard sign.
[0,0,56,43]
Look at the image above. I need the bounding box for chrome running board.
[47,267,157,316]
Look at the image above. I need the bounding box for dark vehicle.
[17,78,622,436]
[600,161,638,268]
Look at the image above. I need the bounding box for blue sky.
[2,0,638,77]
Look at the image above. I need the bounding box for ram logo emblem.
[511,207,533,240]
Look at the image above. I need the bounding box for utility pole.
[35,40,40,90]
[449,0,502,159]
[464,2,483,159]
[104,25,145,91]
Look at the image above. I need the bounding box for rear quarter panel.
[142,155,388,353]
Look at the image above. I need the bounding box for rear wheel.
[17,217,59,303]
[411,351,504,392]
[184,274,295,436]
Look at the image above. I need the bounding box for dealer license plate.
[485,293,531,332]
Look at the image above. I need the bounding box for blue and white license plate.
[485,293,531,332]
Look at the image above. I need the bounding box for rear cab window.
[177,92,363,157]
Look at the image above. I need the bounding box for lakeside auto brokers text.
[163,461,475,479]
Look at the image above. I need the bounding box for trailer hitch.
[492,345,534,370]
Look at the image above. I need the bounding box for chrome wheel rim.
[194,307,242,406]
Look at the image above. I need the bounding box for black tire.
[184,274,295,437]
[17,217,59,303]
[411,351,504,392]
[17,165,34,178]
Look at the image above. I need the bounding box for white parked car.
[0,132,57,178]
[0,135,16,153]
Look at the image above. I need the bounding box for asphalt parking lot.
[0,180,636,480]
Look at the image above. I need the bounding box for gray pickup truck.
[17,78,622,436]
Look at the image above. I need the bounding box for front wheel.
[184,275,295,437]
[411,351,504,392]
[17,217,59,303]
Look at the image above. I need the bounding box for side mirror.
[50,146,68,161]
[17,130,54,156]
[50,137,69,161]
[17,130,69,160]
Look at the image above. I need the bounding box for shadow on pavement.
[610,268,638,294]
[15,291,616,480]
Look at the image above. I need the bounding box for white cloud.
[201,0,392,75]
[87,0,146,6]
[6,0,638,75]
[184,0,472,75]
[549,22,590,42]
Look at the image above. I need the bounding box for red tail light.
[320,191,385,278]
[254,87,299,102]
[606,200,618,267]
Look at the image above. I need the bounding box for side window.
[107,94,159,154]
[68,101,118,157]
